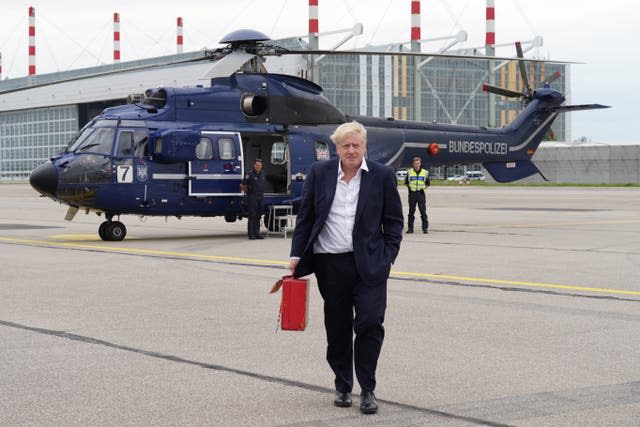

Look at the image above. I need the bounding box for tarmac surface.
[1,183,639,426]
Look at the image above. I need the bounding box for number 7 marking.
[117,165,133,183]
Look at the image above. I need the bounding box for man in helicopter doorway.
[404,156,430,234]
[241,158,266,239]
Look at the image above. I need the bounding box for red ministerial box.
[280,277,309,331]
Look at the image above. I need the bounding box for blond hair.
[330,121,367,146]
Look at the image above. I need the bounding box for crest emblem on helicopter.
[137,165,148,181]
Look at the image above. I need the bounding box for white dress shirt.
[313,159,369,254]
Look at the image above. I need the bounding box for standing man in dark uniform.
[241,158,265,240]
[405,156,430,234]
[289,122,403,415]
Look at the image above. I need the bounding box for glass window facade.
[318,54,566,134]
[0,105,78,180]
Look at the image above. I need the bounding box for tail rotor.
[482,41,540,104]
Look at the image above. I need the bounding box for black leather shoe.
[254,236,264,239]
[423,229,429,234]
[248,236,255,240]
[360,390,378,414]
[334,391,352,407]
[406,229,413,234]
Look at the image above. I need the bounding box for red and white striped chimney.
[177,17,183,53]
[28,7,36,75]
[113,13,121,63]
[411,0,421,49]
[308,0,318,34]
[485,0,495,56]
[308,0,318,50]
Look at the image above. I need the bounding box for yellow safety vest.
[407,169,428,192]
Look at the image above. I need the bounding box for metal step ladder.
[266,205,294,238]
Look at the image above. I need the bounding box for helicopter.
[26,29,608,241]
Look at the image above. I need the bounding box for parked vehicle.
[396,170,408,181]
[465,171,485,181]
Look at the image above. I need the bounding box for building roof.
[0,37,309,113]
[0,52,214,112]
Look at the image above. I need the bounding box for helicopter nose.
[29,161,58,196]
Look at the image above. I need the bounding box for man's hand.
[289,258,299,275]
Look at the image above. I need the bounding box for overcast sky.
[1,0,638,142]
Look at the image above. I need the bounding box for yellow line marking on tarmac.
[0,236,288,266]
[49,234,141,241]
[393,271,640,296]
[2,236,639,297]
[50,234,108,241]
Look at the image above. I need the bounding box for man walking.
[241,158,265,239]
[289,122,403,414]
[405,156,430,234]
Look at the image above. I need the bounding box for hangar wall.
[507,143,640,184]
[0,106,78,180]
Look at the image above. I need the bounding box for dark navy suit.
[290,158,403,393]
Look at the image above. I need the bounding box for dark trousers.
[247,194,263,238]
[408,190,428,231]
[313,253,387,393]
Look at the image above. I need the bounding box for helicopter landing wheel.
[99,220,127,241]
[98,221,108,240]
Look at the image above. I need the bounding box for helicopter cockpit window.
[66,127,94,152]
[116,130,149,157]
[93,120,118,128]
[117,132,133,156]
[73,128,115,155]
[314,141,330,160]
[196,138,213,160]
[119,120,146,128]
[271,141,287,165]
[131,130,149,157]
[218,138,235,160]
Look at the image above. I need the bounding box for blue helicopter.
[27,30,607,241]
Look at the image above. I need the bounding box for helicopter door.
[188,131,244,196]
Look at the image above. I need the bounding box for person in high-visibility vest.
[404,156,430,234]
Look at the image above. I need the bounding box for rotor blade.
[515,41,531,92]
[0,53,211,95]
[548,104,610,112]
[199,51,255,80]
[279,49,582,64]
[482,83,523,98]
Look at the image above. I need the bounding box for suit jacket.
[290,158,404,284]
